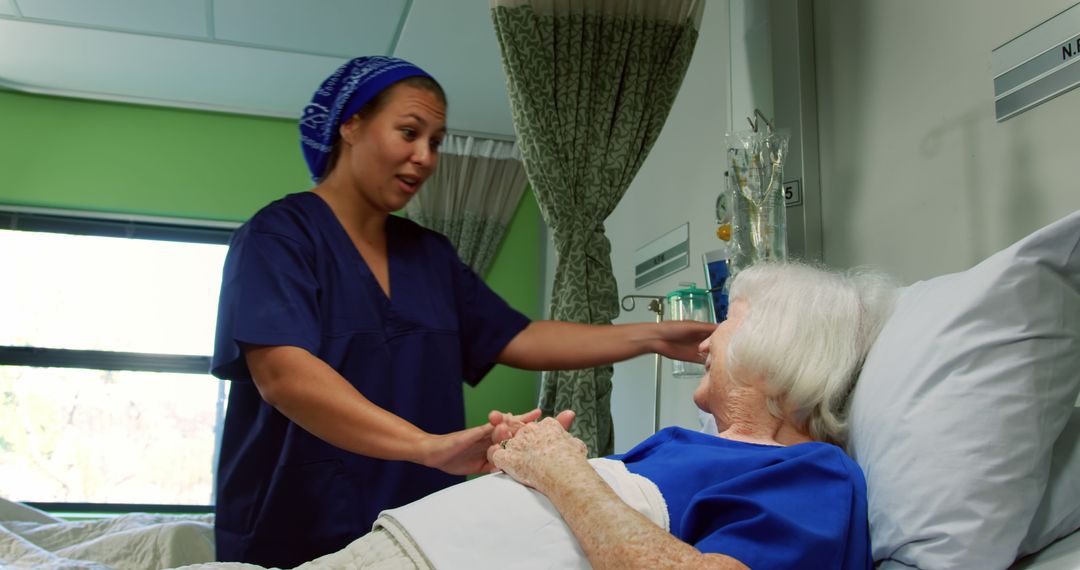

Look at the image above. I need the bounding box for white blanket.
[377,457,668,569]
[173,458,668,570]
[0,512,215,570]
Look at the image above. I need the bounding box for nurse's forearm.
[243,344,478,467]
[496,320,713,370]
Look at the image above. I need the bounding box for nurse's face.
[338,83,446,213]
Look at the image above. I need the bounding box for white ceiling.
[0,0,517,139]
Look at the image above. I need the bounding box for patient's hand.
[424,409,572,476]
[488,417,589,492]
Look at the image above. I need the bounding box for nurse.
[210,55,714,568]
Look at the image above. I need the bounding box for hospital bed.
[1,499,1078,569]
[0,497,214,569]
[2,211,1078,569]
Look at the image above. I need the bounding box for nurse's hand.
[421,423,499,476]
[651,320,716,364]
[489,408,575,447]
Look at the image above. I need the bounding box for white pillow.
[1020,406,1080,556]
[849,211,1080,570]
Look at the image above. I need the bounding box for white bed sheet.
[171,527,1080,570]
[0,498,215,570]
[1011,529,1080,570]
[4,498,1076,570]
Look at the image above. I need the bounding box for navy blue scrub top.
[210,192,530,567]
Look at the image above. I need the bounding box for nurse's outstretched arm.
[244,344,495,476]
[495,320,715,371]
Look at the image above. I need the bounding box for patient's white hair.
[726,262,898,446]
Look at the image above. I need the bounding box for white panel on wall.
[991,2,1080,77]
[991,3,1080,121]
[14,0,207,37]
[0,1,17,17]
[633,223,691,289]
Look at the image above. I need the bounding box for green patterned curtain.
[404,134,527,275]
[491,0,702,455]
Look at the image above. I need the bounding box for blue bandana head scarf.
[299,56,434,182]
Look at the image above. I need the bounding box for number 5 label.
[783,180,803,208]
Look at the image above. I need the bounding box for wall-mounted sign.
[783,179,803,208]
[993,3,1080,121]
[634,223,689,289]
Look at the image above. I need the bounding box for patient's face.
[693,298,747,418]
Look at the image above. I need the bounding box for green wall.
[0,88,540,428]
[465,194,542,427]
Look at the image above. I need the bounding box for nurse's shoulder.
[238,192,327,250]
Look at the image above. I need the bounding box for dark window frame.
[25,502,214,515]
[1,205,237,514]
[0,208,236,245]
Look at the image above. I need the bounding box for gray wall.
[814,0,1080,283]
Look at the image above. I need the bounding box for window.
[0,207,235,513]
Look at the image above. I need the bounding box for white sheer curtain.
[404,133,528,275]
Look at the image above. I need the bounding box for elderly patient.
[484,262,896,570]
[208,262,896,570]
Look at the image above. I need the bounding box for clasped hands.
[486,408,588,491]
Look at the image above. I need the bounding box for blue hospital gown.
[210,192,530,567]
[613,427,874,569]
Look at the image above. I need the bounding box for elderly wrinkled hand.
[488,417,589,491]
